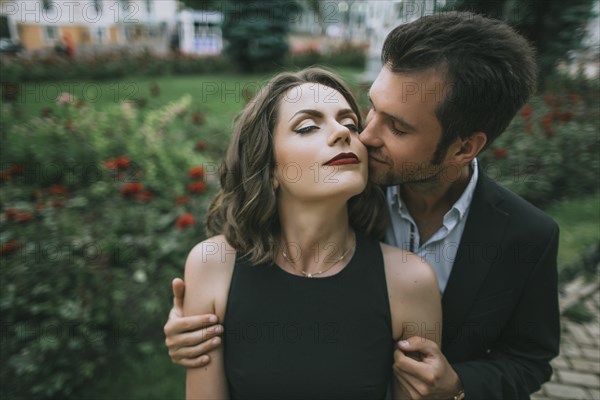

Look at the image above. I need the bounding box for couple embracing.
[165,12,560,400]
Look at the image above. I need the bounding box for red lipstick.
[324,152,359,166]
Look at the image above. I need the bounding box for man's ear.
[453,132,487,163]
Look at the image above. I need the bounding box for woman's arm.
[382,244,442,400]
[184,237,232,400]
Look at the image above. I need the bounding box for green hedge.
[0,94,217,398]
[479,75,599,208]
[0,45,367,84]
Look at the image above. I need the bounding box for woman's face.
[272,83,368,202]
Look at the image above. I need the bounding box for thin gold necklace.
[281,232,355,278]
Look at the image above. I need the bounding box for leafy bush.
[288,43,367,69]
[0,92,217,398]
[479,88,599,208]
[0,52,234,84]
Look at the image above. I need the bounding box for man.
[164,12,560,399]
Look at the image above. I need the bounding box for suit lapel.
[441,170,509,350]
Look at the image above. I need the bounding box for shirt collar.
[452,157,479,219]
[387,158,479,220]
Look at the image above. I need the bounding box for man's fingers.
[398,336,440,356]
[393,362,422,399]
[394,347,424,375]
[175,354,211,369]
[169,334,223,366]
[166,323,222,350]
[172,278,185,310]
[164,314,219,337]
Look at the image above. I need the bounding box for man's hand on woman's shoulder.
[163,278,223,368]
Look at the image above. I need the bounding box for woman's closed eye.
[294,125,320,134]
[344,123,361,133]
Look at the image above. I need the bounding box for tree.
[443,0,597,87]
[222,0,300,73]
[179,0,223,11]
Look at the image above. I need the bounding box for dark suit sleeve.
[452,224,560,399]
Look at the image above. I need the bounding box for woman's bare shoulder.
[185,235,236,288]
[380,242,439,295]
[184,235,236,317]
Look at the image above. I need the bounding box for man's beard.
[368,150,444,187]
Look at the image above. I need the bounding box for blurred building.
[290,0,369,54]
[0,0,178,55]
[177,9,223,56]
[561,0,600,78]
[364,0,446,81]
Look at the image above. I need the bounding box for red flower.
[15,211,34,223]
[0,171,11,182]
[188,181,207,194]
[36,203,46,212]
[558,112,574,123]
[4,209,18,220]
[51,200,65,208]
[189,166,204,178]
[519,104,533,120]
[120,182,143,197]
[540,112,554,137]
[493,148,507,159]
[0,241,18,255]
[195,140,208,151]
[104,159,118,170]
[192,112,204,125]
[176,213,195,229]
[176,195,189,206]
[115,156,130,170]
[105,156,131,170]
[540,112,553,125]
[48,184,67,196]
[136,190,154,202]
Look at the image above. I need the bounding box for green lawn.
[545,192,600,268]
[12,67,365,121]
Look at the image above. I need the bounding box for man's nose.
[359,113,383,148]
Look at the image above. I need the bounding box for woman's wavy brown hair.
[206,67,389,264]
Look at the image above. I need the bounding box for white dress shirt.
[385,159,479,294]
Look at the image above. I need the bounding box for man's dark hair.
[381,11,537,162]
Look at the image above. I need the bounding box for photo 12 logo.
[1,1,140,24]
[5,82,139,105]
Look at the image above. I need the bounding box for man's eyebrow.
[389,115,416,132]
[288,109,323,122]
[368,94,416,132]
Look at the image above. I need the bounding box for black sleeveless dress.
[223,231,394,399]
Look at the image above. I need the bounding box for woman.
[184,68,441,399]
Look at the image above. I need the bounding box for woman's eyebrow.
[288,109,323,122]
[337,108,357,119]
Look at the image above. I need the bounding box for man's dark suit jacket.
[442,168,560,399]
